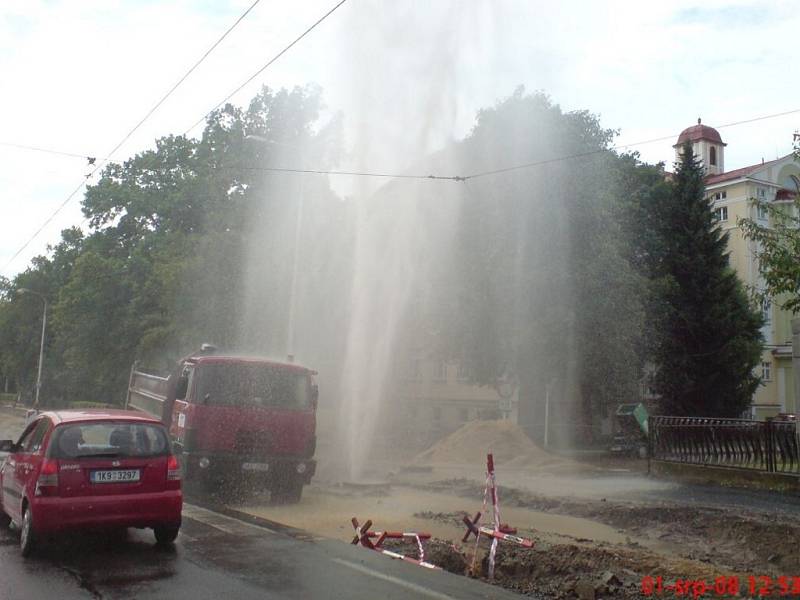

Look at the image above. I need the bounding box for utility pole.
[793,319,800,410]
[18,288,47,409]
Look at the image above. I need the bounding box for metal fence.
[650,415,800,476]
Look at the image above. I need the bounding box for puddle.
[237,485,631,547]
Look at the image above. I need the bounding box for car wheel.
[154,524,180,545]
[20,506,36,557]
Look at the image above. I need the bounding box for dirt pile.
[488,542,726,600]
[413,419,580,471]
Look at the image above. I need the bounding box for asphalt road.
[0,500,520,600]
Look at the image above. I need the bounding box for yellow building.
[673,120,799,418]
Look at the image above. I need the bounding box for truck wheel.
[272,479,303,504]
[20,506,36,557]
[154,524,180,545]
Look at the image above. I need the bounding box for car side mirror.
[0,439,14,452]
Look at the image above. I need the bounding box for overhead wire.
[222,164,463,181]
[1,0,263,274]
[463,107,800,181]
[183,0,349,135]
[6,105,798,184]
[0,141,98,162]
[3,90,799,273]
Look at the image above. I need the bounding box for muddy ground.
[239,462,800,599]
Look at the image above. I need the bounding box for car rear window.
[48,422,170,459]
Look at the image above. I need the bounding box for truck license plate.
[241,462,269,472]
[91,469,141,483]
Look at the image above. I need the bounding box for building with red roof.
[671,120,800,418]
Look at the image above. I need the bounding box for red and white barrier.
[462,453,535,578]
[351,517,441,570]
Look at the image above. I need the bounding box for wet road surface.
[0,501,520,600]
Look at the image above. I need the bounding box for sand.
[412,419,574,469]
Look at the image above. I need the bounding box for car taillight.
[35,459,59,496]
[167,455,181,481]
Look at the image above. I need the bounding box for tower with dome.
[671,119,800,418]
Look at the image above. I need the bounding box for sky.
[1,0,799,277]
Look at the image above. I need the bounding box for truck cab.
[127,354,318,503]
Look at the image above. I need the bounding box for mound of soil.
[413,419,576,470]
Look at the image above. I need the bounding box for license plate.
[241,462,269,472]
[91,469,141,483]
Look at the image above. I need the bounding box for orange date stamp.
[642,575,800,597]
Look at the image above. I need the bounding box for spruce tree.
[652,143,763,417]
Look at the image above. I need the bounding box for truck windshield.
[197,364,311,409]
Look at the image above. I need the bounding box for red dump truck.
[125,348,318,503]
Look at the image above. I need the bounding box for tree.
[740,158,800,313]
[427,89,653,442]
[648,143,763,417]
[0,84,345,406]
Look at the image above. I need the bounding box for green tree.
[649,143,763,417]
[740,161,800,313]
[433,89,652,442]
[0,84,344,406]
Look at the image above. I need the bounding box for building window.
[714,206,728,221]
[412,358,424,381]
[709,146,717,166]
[762,299,771,325]
[761,362,772,382]
[457,362,470,381]
[758,188,766,199]
[434,360,447,382]
[722,190,727,199]
[757,203,769,221]
[712,191,727,201]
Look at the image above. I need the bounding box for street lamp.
[18,288,47,409]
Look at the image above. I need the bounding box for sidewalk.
[0,405,27,440]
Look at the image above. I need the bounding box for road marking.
[331,558,456,600]
[182,503,276,536]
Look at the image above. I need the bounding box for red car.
[0,409,182,556]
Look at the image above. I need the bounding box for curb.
[0,404,31,414]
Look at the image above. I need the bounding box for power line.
[4,101,799,273]
[463,107,800,181]
[224,164,464,181]
[2,1,262,274]
[12,103,799,185]
[183,0,349,135]
[2,181,88,271]
[124,0,263,156]
[208,104,800,180]
[0,141,97,162]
